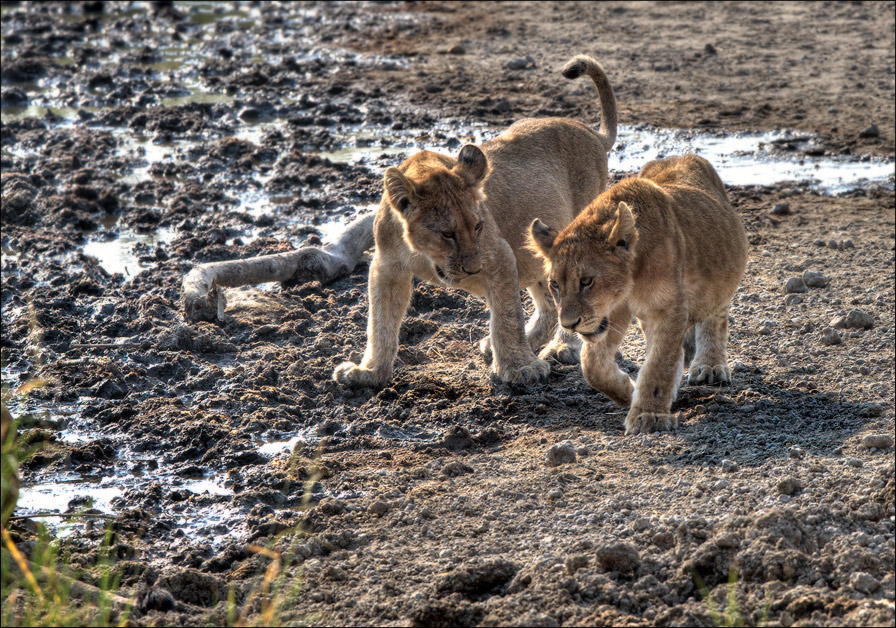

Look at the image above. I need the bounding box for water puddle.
[82,227,177,278]
[16,480,123,515]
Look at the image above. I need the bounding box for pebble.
[844,309,874,329]
[505,55,535,70]
[858,124,880,139]
[712,480,730,491]
[785,277,808,293]
[448,44,466,55]
[850,572,880,594]
[770,202,791,215]
[802,270,828,288]
[784,294,804,306]
[776,477,803,496]
[368,501,391,516]
[565,554,589,574]
[821,328,844,346]
[595,542,640,573]
[704,43,717,55]
[862,434,894,449]
[788,446,805,459]
[548,488,564,501]
[545,442,577,467]
[721,459,739,472]
[842,239,855,249]
[813,239,826,247]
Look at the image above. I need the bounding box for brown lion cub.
[334,55,617,388]
[530,155,748,434]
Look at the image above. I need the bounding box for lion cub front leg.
[333,258,413,388]
[485,241,550,384]
[580,304,633,405]
[625,311,687,435]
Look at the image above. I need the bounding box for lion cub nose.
[561,316,582,330]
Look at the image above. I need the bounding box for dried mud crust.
[1,2,895,627]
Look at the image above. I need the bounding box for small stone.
[788,446,805,459]
[368,501,391,516]
[841,239,855,249]
[704,43,718,55]
[813,239,826,247]
[785,277,808,293]
[595,543,640,573]
[830,316,847,329]
[770,202,791,215]
[448,44,466,55]
[776,477,803,496]
[802,270,828,288]
[576,446,589,458]
[844,309,874,329]
[442,426,473,451]
[548,488,564,501]
[721,459,739,472]
[862,434,894,449]
[828,239,840,249]
[238,107,262,122]
[858,124,880,139]
[565,554,589,574]
[850,572,880,594]
[545,442,577,467]
[784,294,804,306]
[712,480,730,491]
[505,55,535,70]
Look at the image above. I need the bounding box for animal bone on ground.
[181,212,374,321]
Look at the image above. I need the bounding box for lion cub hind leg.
[687,309,732,386]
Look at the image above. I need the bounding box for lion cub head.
[530,201,639,338]
[383,145,489,283]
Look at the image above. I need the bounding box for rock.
[862,434,894,449]
[548,488,564,501]
[565,555,589,574]
[505,55,535,70]
[842,239,855,249]
[238,107,262,122]
[776,477,803,496]
[545,442,577,467]
[858,124,880,139]
[368,501,391,516]
[1,86,28,106]
[850,572,880,594]
[440,460,474,478]
[784,294,804,306]
[830,315,848,329]
[785,277,808,293]
[802,270,828,288]
[448,44,466,55]
[821,328,843,345]
[704,43,717,55]
[721,459,739,472]
[595,543,640,573]
[844,309,874,329]
[788,446,805,459]
[827,239,840,249]
[770,202,791,215]
[442,426,473,451]
[813,239,826,247]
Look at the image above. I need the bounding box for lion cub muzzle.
[578,317,609,340]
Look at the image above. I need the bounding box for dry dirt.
[2,2,894,626]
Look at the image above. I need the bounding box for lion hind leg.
[687,309,732,386]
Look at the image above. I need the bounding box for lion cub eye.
[441,231,456,241]
[549,279,560,292]
[474,221,484,233]
[580,277,594,288]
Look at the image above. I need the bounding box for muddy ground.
[2,1,895,626]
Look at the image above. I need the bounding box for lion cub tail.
[561,54,617,151]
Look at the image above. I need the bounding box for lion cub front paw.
[538,338,581,365]
[687,363,731,386]
[624,410,678,435]
[333,362,387,388]
[496,357,551,385]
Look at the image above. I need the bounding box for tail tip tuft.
[561,60,587,80]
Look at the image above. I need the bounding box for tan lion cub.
[530,154,747,434]
[334,55,617,388]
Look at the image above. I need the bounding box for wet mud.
[2,2,895,626]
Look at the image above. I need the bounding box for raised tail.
[561,54,617,151]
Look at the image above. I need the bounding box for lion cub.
[530,155,748,434]
[334,55,617,388]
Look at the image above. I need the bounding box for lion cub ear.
[530,219,558,258]
[608,201,638,251]
[384,167,417,216]
[453,144,490,189]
